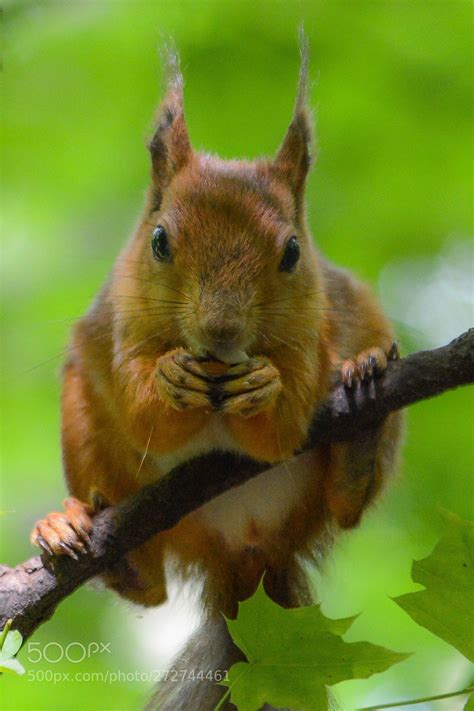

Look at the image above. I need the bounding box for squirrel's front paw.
[30,497,93,559]
[217,356,282,418]
[156,348,213,411]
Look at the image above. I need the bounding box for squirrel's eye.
[279,236,300,273]
[151,225,172,262]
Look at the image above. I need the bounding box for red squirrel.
[31,44,403,710]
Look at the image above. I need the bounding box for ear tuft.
[149,44,191,207]
[273,30,314,213]
[294,27,310,116]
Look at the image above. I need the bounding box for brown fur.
[32,45,403,709]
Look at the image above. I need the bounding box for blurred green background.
[1,1,473,709]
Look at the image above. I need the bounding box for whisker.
[116,273,193,302]
[108,294,187,305]
[135,424,155,479]
[23,308,182,374]
[114,331,169,371]
[264,332,301,352]
[112,306,191,317]
[253,289,330,308]
[22,328,117,375]
[255,307,388,338]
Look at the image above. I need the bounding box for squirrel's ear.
[273,34,313,212]
[148,47,191,207]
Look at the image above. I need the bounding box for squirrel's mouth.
[204,346,249,365]
[183,328,251,366]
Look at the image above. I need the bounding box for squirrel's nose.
[201,318,242,345]
[199,306,245,344]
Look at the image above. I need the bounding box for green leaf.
[0,658,25,675]
[0,629,23,661]
[394,513,474,661]
[222,582,409,711]
[464,693,474,711]
[0,623,24,677]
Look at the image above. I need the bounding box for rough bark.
[0,329,472,640]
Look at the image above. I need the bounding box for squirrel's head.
[119,40,322,363]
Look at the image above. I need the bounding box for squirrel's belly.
[193,455,315,551]
[154,418,315,552]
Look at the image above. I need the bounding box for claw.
[343,368,354,388]
[70,536,87,554]
[388,341,400,361]
[358,360,367,380]
[367,355,377,376]
[73,525,91,547]
[36,535,53,556]
[59,541,79,560]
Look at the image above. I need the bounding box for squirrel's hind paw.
[339,342,399,408]
[30,497,93,559]
[340,345,394,388]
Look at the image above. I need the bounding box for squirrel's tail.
[146,612,243,711]
[147,564,311,710]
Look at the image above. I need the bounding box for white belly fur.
[154,416,314,551]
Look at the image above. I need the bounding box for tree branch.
[1,329,472,640]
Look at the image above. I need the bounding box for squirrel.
[31,43,403,710]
